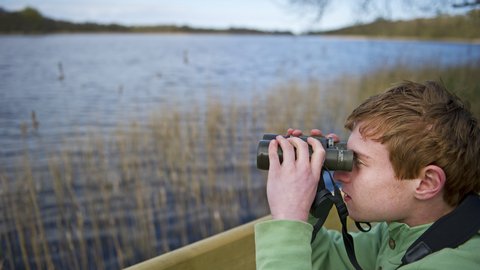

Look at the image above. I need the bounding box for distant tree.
[21,7,43,31]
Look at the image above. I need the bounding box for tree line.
[0,7,294,35]
[2,6,479,40]
[308,10,480,40]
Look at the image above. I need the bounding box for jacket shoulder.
[407,231,480,269]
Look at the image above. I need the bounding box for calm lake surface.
[1,34,479,156]
[1,34,479,269]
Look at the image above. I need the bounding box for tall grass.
[1,59,479,269]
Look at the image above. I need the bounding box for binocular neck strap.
[311,169,367,270]
[332,184,364,270]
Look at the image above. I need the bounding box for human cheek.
[349,171,376,203]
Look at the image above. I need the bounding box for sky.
[0,0,464,34]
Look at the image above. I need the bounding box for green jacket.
[255,216,480,269]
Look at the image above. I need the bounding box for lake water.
[1,34,479,269]
[1,34,479,157]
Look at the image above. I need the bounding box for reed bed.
[0,60,479,269]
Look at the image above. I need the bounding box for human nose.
[333,170,350,184]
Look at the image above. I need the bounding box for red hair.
[345,80,480,206]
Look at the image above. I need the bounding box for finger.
[308,137,326,177]
[268,139,280,169]
[310,129,324,137]
[287,137,309,164]
[325,133,340,143]
[285,128,294,137]
[276,135,295,165]
[292,129,304,137]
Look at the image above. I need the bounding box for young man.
[255,80,480,269]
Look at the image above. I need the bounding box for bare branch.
[452,0,480,8]
[287,0,479,23]
[288,0,332,21]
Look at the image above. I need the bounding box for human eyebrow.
[353,152,369,166]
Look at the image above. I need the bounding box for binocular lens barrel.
[256,134,353,171]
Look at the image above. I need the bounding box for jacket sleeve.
[255,219,314,270]
[255,217,386,270]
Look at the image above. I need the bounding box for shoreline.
[1,31,479,44]
[312,34,480,45]
[0,31,295,36]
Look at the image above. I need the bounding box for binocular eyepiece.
[256,133,354,172]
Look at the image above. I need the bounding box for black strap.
[310,169,365,270]
[332,190,364,270]
[398,193,480,268]
[310,172,332,243]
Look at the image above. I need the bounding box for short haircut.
[345,80,480,206]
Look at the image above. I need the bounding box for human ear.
[414,165,446,201]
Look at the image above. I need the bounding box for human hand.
[266,130,326,222]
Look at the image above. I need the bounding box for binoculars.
[256,133,354,172]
